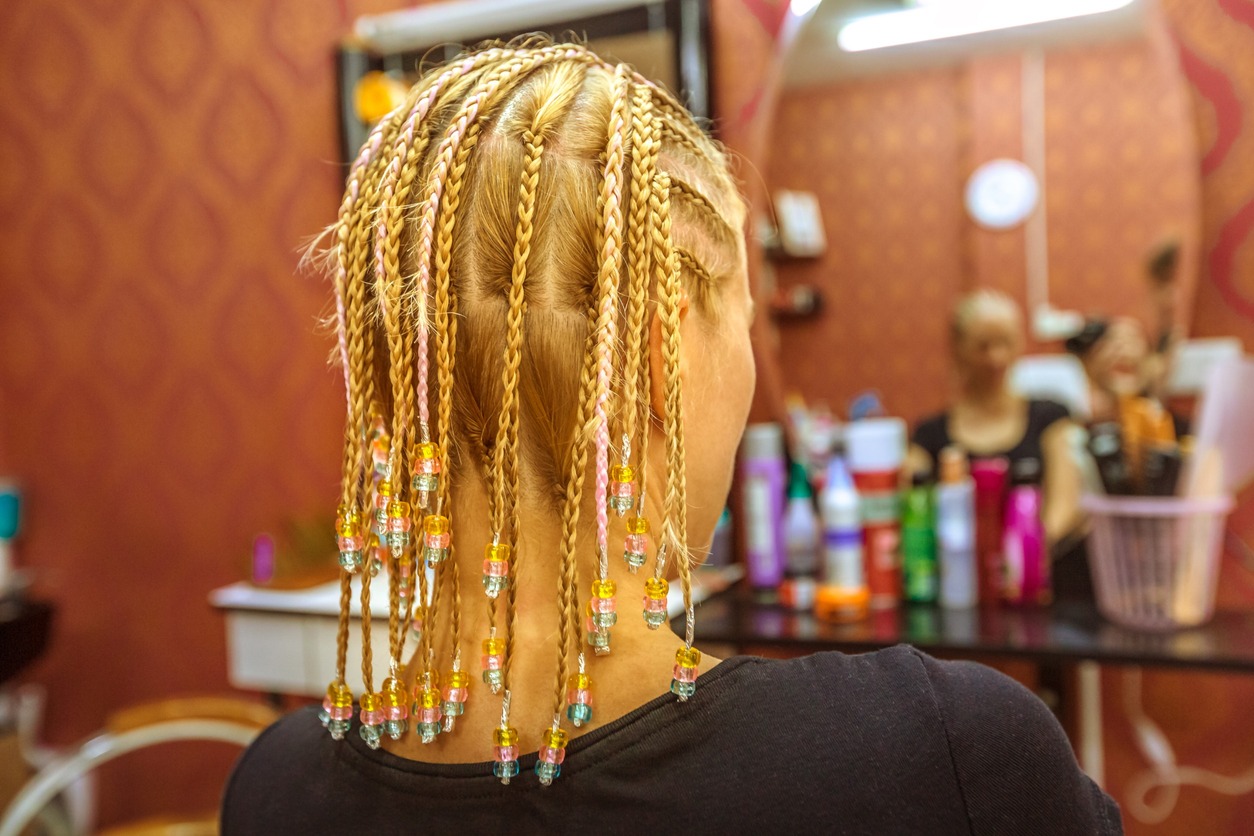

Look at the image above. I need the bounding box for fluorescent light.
[790,0,823,17]
[838,0,1136,52]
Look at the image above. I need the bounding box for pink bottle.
[1002,459,1050,605]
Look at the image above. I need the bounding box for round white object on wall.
[965,158,1039,229]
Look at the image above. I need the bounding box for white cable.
[1123,667,1254,825]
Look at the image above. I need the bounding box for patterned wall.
[0,0,782,823]
[769,69,966,422]
[1097,2,1254,834]
[768,17,1200,425]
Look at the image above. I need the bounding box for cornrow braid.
[650,170,696,667]
[620,82,660,575]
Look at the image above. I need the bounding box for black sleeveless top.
[221,648,1119,835]
[912,399,1071,481]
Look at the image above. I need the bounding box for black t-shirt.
[221,648,1120,835]
[913,399,1071,480]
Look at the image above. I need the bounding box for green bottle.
[901,473,937,603]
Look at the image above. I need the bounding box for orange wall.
[0,0,783,823]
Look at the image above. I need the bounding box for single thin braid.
[651,172,693,632]
[591,66,631,580]
[669,178,736,240]
[360,560,376,693]
[335,572,352,684]
[675,248,716,291]
[623,84,659,477]
[497,126,543,683]
[552,313,600,717]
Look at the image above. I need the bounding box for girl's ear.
[647,291,690,421]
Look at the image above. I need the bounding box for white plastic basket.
[1081,494,1234,631]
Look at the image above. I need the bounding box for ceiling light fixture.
[837,0,1136,52]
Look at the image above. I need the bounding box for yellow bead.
[483,637,506,655]
[626,513,649,535]
[645,577,669,600]
[568,672,592,690]
[381,677,409,706]
[675,647,702,668]
[485,542,511,562]
[359,691,382,712]
[425,515,450,536]
[611,464,635,483]
[378,480,393,498]
[420,688,441,709]
[338,519,361,538]
[542,727,569,750]
[494,726,518,747]
[591,578,616,599]
[326,682,353,709]
[415,441,439,461]
[388,500,411,519]
[446,670,471,689]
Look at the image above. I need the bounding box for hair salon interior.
[2,0,1254,832]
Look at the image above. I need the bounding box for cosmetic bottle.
[935,448,977,609]
[1002,459,1050,605]
[816,456,869,622]
[740,424,787,600]
[901,472,937,604]
[970,457,1009,605]
[845,418,906,609]
[780,461,819,610]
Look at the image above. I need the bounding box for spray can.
[935,447,977,609]
[816,456,869,622]
[901,472,937,603]
[740,424,787,600]
[845,418,906,609]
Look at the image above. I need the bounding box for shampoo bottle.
[816,456,869,622]
[935,447,977,609]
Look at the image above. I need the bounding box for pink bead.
[625,533,647,552]
[384,705,408,721]
[420,706,441,723]
[673,664,698,683]
[443,686,467,702]
[643,597,667,613]
[322,698,354,721]
[566,688,592,706]
[539,746,566,765]
[374,494,389,509]
[337,535,365,551]
[482,559,508,577]
[612,481,633,498]
[494,745,518,762]
[360,708,385,725]
[482,654,503,671]
[426,532,451,548]
[590,596,616,614]
[388,517,411,533]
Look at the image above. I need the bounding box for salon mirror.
[757,0,1203,425]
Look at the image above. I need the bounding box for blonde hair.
[325,40,744,765]
[951,288,1022,343]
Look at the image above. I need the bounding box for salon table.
[682,588,1254,786]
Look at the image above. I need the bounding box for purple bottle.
[1002,459,1050,605]
[740,424,787,600]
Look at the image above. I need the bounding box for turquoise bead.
[670,680,696,699]
[566,703,593,726]
[534,761,561,785]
